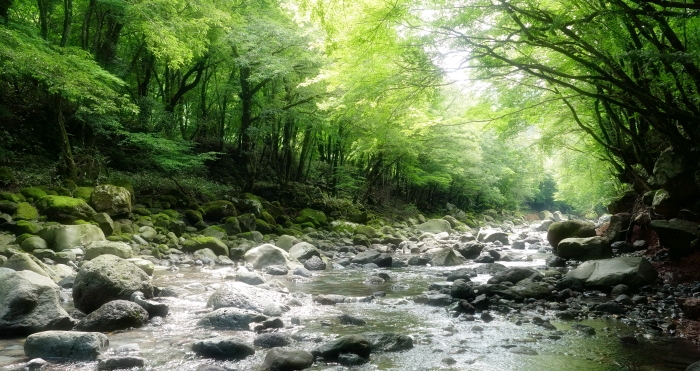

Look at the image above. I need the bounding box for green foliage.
[121,133,218,175]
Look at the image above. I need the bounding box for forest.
[6,0,696,215]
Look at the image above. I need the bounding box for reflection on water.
[2,262,700,371]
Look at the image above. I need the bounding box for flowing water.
[2,253,700,371]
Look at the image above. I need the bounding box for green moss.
[110,180,135,202]
[300,222,315,229]
[185,209,204,224]
[241,193,262,202]
[255,219,272,234]
[73,187,95,201]
[15,233,35,244]
[353,225,380,238]
[0,192,24,203]
[14,221,40,235]
[202,200,237,222]
[35,195,97,223]
[294,208,328,227]
[152,213,172,228]
[261,211,276,226]
[161,209,181,219]
[13,202,39,220]
[0,200,18,214]
[107,235,123,242]
[0,167,15,186]
[52,186,71,196]
[133,207,152,216]
[20,187,48,200]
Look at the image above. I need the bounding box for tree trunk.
[37,0,49,40]
[54,95,78,181]
[60,0,72,47]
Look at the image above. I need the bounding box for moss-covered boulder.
[36,196,96,223]
[238,213,257,233]
[20,188,47,201]
[39,224,106,251]
[233,195,263,217]
[90,185,132,216]
[202,225,227,239]
[202,201,237,222]
[21,236,48,252]
[547,220,596,250]
[295,208,328,227]
[223,217,242,235]
[14,220,41,235]
[0,192,24,203]
[185,210,204,224]
[0,200,18,215]
[182,237,229,256]
[13,202,39,221]
[416,219,451,234]
[255,219,272,234]
[110,180,135,203]
[73,187,94,201]
[353,225,380,239]
[84,241,134,260]
[261,211,276,226]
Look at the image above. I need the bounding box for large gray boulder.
[477,230,509,244]
[264,348,314,371]
[76,300,149,332]
[312,334,371,361]
[275,235,298,251]
[566,257,657,288]
[84,241,134,260]
[2,252,60,281]
[289,242,321,260]
[487,267,541,285]
[361,332,413,352]
[430,247,465,266]
[0,270,73,336]
[556,236,612,261]
[39,224,106,251]
[416,219,451,234]
[192,336,255,360]
[91,185,133,216]
[197,308,267,330]
[73,254,153,313]
[24,331,109,361]
[547,220,596,249]
[206,281,288,316]
[244,244,299,269]
[649,219,699,259]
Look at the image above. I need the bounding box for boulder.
[538,211,554,220]
[294,208,327,227]
[477,230,509,244]
[566,257,657,288]
[181,237,229,257]
[39,224,106,251]
[455,241,485,259]
[0,270,73,336]
[351,250,381,264]
[652,190,678,216]
[361,332,413,352]
[289,242,321,260]
[275,235,298,251]
[312,334,371,361]
[416,219,451,234]
[649,219,699,259]
[487,267,541,285]
[354,225,380,238]
[21,236,48,252]
[97,356,145,370]
[244,244,299,270]
[304,255,327,271]
[93,213,114,237]
[197,308,266,330]
[489,280,554,300]
[206,281,288,316]
[73,254,154,313]
[24,331,109,361]
[36,196,97,223]
[202,200,237,222]
[13,202,39,221]
[76,300,149,332]
[602,213,631,243]
[254,333,292,348]
[547,220,596,249]
[84,241,134,260]
[90,185,132,216]
[192,336,254,360]
[677,298,700,321]
[3,252,59,281]
[430,247,465,266]
[264,348,314,371]
[556,236,612,261]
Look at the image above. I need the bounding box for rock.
[477,230,509,244]
[264,348,314,371]
[206,281,287,316]
[592,301,626,314]
[91,185,132,216]
[312,334,371,361]
[687,361,700,371]
[455,241,485,259]
[416,219,451,234]
[13,202,39,221]
[289,242,321,260]
[451,279,476,300]
[491,280,554,300]
[338,353,367,366]
[236,270,265,285]
[293,266,313,277]
[652,189,677,216]
[649,219,699,259]
[0,270,73,336]
[73,254,154,313]
[36,196,97,223]
[339,313,367,326]
[254,333,292,348]
[97,356,145,370]
[201,225,226,239]
[556,236,612,261]
[182,237,228,257]
[678,298,700,320]
[487,267,541,284]
[430,247,465,266]
[39,224,106,252]
[351,250,381,264]
[197,307,266,330]
[76,300,149,332]
[539,211,554,220]
[566,257,657,288]
[602,213,631,243]
[93,213,114,237]
[192,336,255,360]
[275,235,298,251]
[263,265,289,275]
[361,332,413,352]
[474,253,495,263]
[130,291,168,318]
[84,241,133,260]
[127,258,155,276]
[244,244,299,269]
[304,255,327,271]
[3,252,57,280]
[547,220,596,249]
[24,331,109,361]
[294,208,327,227]
[201,201,237,222]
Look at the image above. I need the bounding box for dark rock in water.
[481,312,494,323]
[24,331,109,361]
[76,300,149,332]
[566,257,657,288]
[262,317,285,329]
[352,250,381,264]
[610,284,629,297]
[413,292,452,306]
[192,336,255,359]
[304,255,327,271]
[631,295,648,305]
[197,308,266,330]
[487,267,541,285]
[407,256,430,266]
[555,310,575,320]
[547,220,596,249]
[254,333,292,348]
[508,346,538,355]
[264,348,314,371]
[557,237,612,261]
[314,294,346,305]
[130,291,169,318]
[339,313,367,326]
[312,334,371,360]
[471,294,489,310]
[338,353,368,366]
[474,253,495,263]
[73,254,153,314]
[0,270,74,336]
[446,269,474,282]
[546,256,567,268]
[293,266,313,277]
[618,335,638,345]
[556,276,584,292]
[264,265,289,276]
[451,279,476,300]
[649,219,699,259]
[592,301,626,314]
[361,332,413,352]
[374,253,392,268]
[572,324,596,335]
[511,240,526,250]
[97,356,146,370]
[615,294,633,305]
[473,263,508,275]
[455,241,485,259]
[458,300,476,314]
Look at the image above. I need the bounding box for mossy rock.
[238,213,257,232]
[0,192,24,203]
[202,200,237,222]
[0,200,18,214]
[20,187,48,201]
[299,222,315,230]
[262,201,284,218]
[547,220,596,250]
[14,220,41,235]
[36,195,97,223]
[294,208,328,227]
[237,231,264,243]
[51,186,71,196]
[15,233,36,245]
[13,202,39,221]
[0,167,15,186]
[133,207,151,216]
[276,227,302,237]
[185,210,204,224]
[223,217,241,235]
[255,219,272,234]
[161,209,181,219]
[110,180,136,203]
[202,225,227,239]
[73,187,95,201]
[152,213,172,229]
[261,211,276,226]
[353,225,381,238]
[181,236,228,256]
